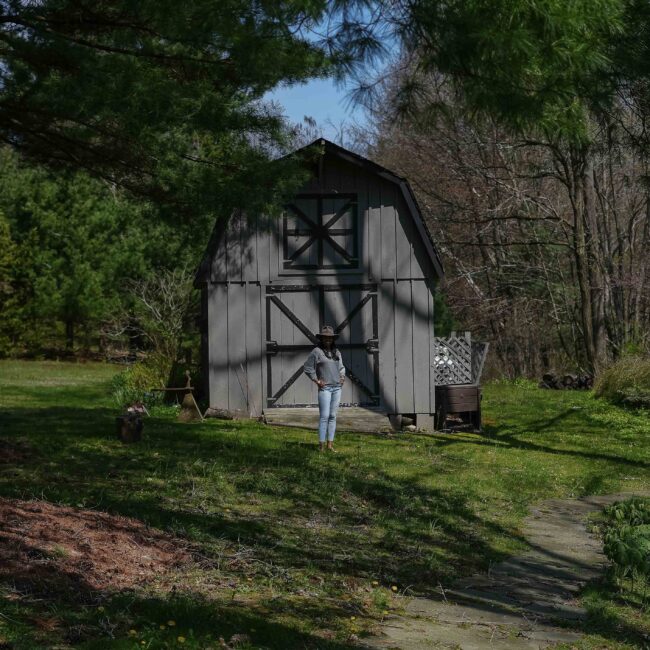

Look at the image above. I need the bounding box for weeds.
[594,356,650,409]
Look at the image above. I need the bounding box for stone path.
[365,492,649,650]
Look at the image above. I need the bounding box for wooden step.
[263,406,393,433]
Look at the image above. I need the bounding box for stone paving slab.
[365,492,650,649]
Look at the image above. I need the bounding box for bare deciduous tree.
[101,266,196,372]
[357,73,650,375]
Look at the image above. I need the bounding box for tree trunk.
[572,171,596,370]
[581,153,609,372]
[65,320,74,351]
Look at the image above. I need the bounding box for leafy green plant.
[110,357,168,409]
[619,386,650,409]
[603,499,650,599]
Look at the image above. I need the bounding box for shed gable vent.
[283,194,358,270]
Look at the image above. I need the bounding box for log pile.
[539,373,593,390]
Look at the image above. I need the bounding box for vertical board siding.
[358,168,370,278]
[380,193,396,280]
[205,149,440,415]
[346,288,364,405]
[378,280,396,412]
[395,189,413,281]
[266,286,281,406]
[226,211,243,281]
[226,284,247,411]
[397,193,434,280]
[428,280,437,414]
[211,217,228,282]
[200,287,209,400]
[245,283,263,417]
[367,176,382,281]
[208,284,229,408]
[290,289,318,405]
[394,280,415,413]
[239,212,257,282]
[412,280,432,413]
[260,211,276,284]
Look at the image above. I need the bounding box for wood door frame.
[265,284,379,408]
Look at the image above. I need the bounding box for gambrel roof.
[310,139,444,279]
[195,138,444,285]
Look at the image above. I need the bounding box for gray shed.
[194,139,444,431]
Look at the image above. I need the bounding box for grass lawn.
[0,360,649,649]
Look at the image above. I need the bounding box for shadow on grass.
[0,406,522,595]
[112,590,366,649]
[431,407,650,471]
[3,399,650,648]
[1,569,364,649]
[577,577,650,648]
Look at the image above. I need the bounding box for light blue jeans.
[318,385,342,442]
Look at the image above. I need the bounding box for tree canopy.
[2,0,650,371]
[0,0,338,214]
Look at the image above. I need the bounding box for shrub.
[110,354,170,409]
[603,499,650,588]
[594,356,650,408]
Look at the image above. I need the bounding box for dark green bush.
[110,354,170,409]
[603,499,650,586]
[594,357,650,408]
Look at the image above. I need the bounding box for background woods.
[360,76,650,376]
[1,0,650,380]
[0,148,206,358]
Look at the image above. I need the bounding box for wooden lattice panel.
[471,341,489,384]
[433,333,473,385]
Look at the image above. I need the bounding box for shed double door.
[265,284,379,407]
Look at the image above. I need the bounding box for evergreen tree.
[343,0,625,139]
[0,211,20,355]
[0,148,209,353]
[0,1,334,214]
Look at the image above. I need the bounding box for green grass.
[0,362,649,648]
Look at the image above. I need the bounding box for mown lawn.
[0,360,649,649]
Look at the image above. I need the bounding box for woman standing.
[304,325,346,452]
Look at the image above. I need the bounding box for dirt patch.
[0,438,34,463]
[0,498,191,600]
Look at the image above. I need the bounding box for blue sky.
[266,76,366,141]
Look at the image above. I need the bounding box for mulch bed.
[0,498,191,600]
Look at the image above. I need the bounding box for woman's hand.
[316,379,325,388]
[339,376,345,385]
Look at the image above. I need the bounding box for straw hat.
[316,325,339,339]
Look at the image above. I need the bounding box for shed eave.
[193,214,229,287]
